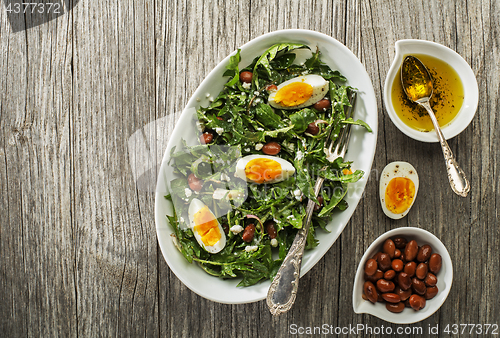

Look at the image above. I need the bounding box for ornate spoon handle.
[420,101,470,197]
[266,177,324,315]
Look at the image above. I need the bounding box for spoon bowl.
[401,55,433,102]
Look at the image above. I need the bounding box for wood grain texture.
[1,0,499,337]
[71,0,158,336]
[0,2,76,337]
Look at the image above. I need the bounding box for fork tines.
[326,91,358,162]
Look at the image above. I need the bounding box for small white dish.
[352,227,453,324]
[383,39,478,143]
[155,29,378,304]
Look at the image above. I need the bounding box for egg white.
[379,161,419,219]
[268,74,329,110]
[234,155,295,184]
[188,198,226,253]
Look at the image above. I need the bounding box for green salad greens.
[166,43,371,287]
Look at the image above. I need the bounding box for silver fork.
[266,91,357,315]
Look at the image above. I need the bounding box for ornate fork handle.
[266,178,324,315]
[266,92,357,315]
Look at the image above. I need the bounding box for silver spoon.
[401,55,470,197]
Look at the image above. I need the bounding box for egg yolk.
[193,206,221,246]
[245,158,282,184]
[273,82,313,107]
[343,168,353,175]
[385,177,415,214]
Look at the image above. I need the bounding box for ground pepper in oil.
[392,54,464,132]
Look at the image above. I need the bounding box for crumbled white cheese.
[245,245,258,252]
[221,173,230,182]
[213,189,229,200]
[271,239,278,247]
[209,96,214,102]
[215,127,224,135]
[256,127,264,131]
[242,82,251,89]
[196,97,201,102]
[293,189,302,201]
[244,148,250,152]
[195,121,203,132]
[255,98,262,104]
[253,91,260,96]
[230,225,244,234]
[179,217,185,223]
[184,188,192,197]
[255,143,263,151]
[295,150,304,161]
[206,93,210,98]
[213,188,243,200]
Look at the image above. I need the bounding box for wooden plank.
[0,8,30,336]
[71,0,158,336]
[466,0,500,326]
[0,3,77,337]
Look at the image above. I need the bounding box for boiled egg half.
[235,155,295,184]
[188,198,226,253]
[379,161,419,219]
[268,74,329,110]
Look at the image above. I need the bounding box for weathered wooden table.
[1,0,499,337]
